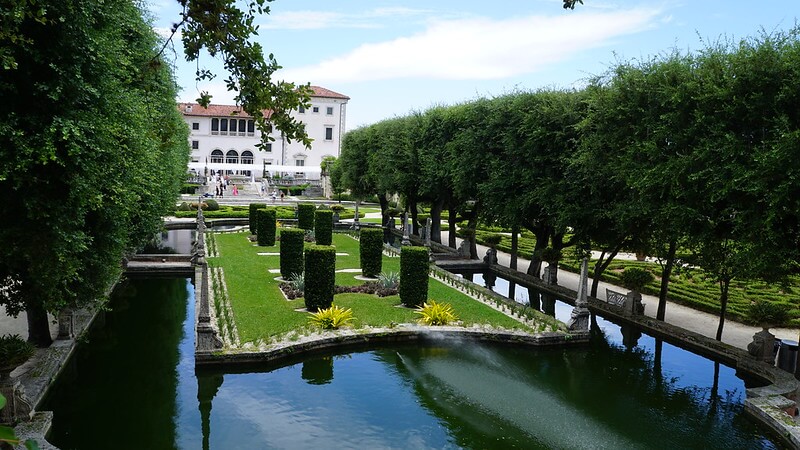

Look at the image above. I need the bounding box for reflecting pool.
[43,277,779,449]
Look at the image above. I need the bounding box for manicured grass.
[209,231,529,344]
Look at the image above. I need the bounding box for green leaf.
[0,393,6,410]
[0,424,18,441]
[25,438,41,450]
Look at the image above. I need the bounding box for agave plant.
[308,305,354,330]
[287,272,305,292]
[415,300,458,326]
[0,334,35,371]
[377,271,400,289]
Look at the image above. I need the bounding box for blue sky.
[147,0,799,129]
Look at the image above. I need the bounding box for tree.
[0,0,190,345]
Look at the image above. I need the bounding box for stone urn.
[0,335,35,424]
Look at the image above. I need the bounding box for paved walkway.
[350,212,800,351]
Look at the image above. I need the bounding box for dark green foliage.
[304,245,336,312]
[360,228,384,278]
[203,199,220,211]
[400,246,430,307]
[181,184,199,194]
[620,267,655,292]
[0,334,35,369]
[256,209,276,246]
[280,228,305,279]
[297,204,316,230]
[483,234,503,247]
[746,300,790,327]
[314,210,333,245]
[249,203,267,234]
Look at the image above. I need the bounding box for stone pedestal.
[401,214,411,246]
[748,328,777,364]
[424,218,432,247]
[568,258,590,332]
[623,291,645,316]
[57,307,75,340]
[0,373,31,424]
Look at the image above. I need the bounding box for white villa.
[179,86,349,181]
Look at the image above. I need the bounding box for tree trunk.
[510,224,519,270]
[409,199,419,236]
[526,226,549,277]
[656,240,677,321]
[379,193,390,242]
[467,213,479,260]
[26,302,52,348]
[448,202,457,249]
[590,241,624,297]
[715,277,730,341]
[429,197,445,244]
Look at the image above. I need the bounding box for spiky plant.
[308,305,354,330]
[415,300,458,326]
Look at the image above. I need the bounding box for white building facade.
[179,86,349,181]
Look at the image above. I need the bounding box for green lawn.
[209,231,530,345]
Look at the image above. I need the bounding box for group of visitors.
[211,173,238,197]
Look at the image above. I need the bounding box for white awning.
[187,162,321,173]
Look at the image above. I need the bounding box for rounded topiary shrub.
[359,228,384,278]
[280,228,305,279]
[304,245,336,312]
[256,208,277,246]
[204,199,220,211]
[297,204,316,230]
[314,210,333,245]
[400,246,430,307]
[620,267,654,292]
[249,203,267,234]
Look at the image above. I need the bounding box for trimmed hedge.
[298,204,316,230]
[256,208,277,246]
[359,228,384,278]
[314,210,333,245]
[280,228,305,279]
[249,203,267,234]
[400,246,430,307]
[304,245,336,312]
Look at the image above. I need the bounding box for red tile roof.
[178,86,349,117]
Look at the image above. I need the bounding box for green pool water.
[42,278,779,449]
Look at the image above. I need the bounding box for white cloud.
[261,7,437,30]
[178,82,237,105]
[277,8,663,83]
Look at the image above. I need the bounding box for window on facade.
[238,119,246,136]
[247,120,255,136]
[326,106,334,115]
[312,106,319,113]
[192,122,199,130]
[295,159,305,167]
[241,151,254,165]
[220,118,228,135]
[210,149,224,163]
[325,127,333,140]
[226,150,239,164]
[265,143,272,152]
[298,106,305,113]
[211,118,219,135]
[191,140,199,150]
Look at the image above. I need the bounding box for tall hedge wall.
[256,208,276,246]
[314,210,333,245]
[359,228,384,278]
[298,204,316,230]
[249,203,267,234]
[400,246,430,307]
[280,228,305,279]
[304,245,336,312]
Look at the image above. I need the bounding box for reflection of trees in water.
[373,336,764,449]
[44,278,189,450]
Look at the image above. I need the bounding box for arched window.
[226,150,239,164]
[241,150,254,165]
[210,149,224,163]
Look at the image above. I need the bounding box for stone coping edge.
[196,326,590,367]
